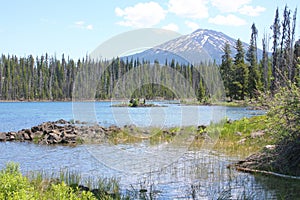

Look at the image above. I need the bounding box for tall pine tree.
[246,23,262,99]
[220,42,234,101]
[271,8,281,93]
[233,39,249,100]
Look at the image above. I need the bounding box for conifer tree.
[247,23,262,98]
[271,8,281,92]
[233,39,249,100]
[220,42,234,101]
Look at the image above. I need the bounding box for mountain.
[123,29,263,65]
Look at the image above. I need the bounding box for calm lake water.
[0,102,299,199]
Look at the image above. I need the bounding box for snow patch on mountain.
[123,29,263,65]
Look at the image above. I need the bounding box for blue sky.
[0,0,299,59]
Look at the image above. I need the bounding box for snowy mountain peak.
[124,29,262,65]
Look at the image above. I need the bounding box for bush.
[267,84,300,140]
[0,162,36,199]
[0,162,97,200]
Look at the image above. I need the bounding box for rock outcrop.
[0,119,122,145]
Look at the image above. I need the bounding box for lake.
[1,102,299,199]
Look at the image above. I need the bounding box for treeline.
[0,54,77,101]
[221,6,300,101]
[0,54,221,101]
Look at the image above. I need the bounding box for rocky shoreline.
[0,119,181,145]
[0,119,122,145]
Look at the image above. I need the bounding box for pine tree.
[290,8,297,82]
[234,39,249,100]
[197,79,205,102]
[294,40,300,85]
[262,34,270,92]
[246,23,262,99]
[220,42,234,101]
[271,8,281,92]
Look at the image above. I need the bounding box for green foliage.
[247,23,262,99]
[129,98,139,107]
[43,181,95,200]
[267,84,300,140]
[0,162,125,200]
[197,79,206,102]
[192,115,273,157]
[0,162,36,200]
[220,42,234,100]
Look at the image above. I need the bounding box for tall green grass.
[191,115,274,157]
[0,162,123,200]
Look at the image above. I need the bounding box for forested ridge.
[0,6,299,102]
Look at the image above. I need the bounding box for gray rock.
[235,132,242,136]
[0,132,6,141]
[23,132,31,140]
[264,144,276,150]
[238,138,247,144]
[251,130,265,138]
[31,131,43,138]
[48,132,62,143]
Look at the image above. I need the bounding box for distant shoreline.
[0,99,267,110]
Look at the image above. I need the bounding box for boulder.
[23,132,31,140]
[63,133,77,140]
[31,131,43,139]
[31,125,41,132]
[55,119,69,124]
[7,132,17,141]
[16,131,24,141]
[0,132,6,141]
[48,131,62,143]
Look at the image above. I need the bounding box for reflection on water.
[0,142,299,199]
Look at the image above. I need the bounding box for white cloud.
[168,0,209,19]
[239,5,266,16]
[210,0,265,16]
[211,0,251,13]
[74,21,93,30]
[115,2,166,28]
[185,21,200,31]
[86,24,94,30]
[162,23,179,32]
[208,14,247,26]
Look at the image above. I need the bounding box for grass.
[107,126,194,145]
[214,115,274,157]
[0,162,125,200]
[180,99,250,107]
[190,115,275,158]
[105,114,273,158]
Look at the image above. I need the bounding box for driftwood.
[231,165,300,180]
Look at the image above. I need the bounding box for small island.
[111,98,165,107]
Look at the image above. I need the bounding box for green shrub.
[0,162,36,199]
[0,162,97,200]
[268,84,300,140]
